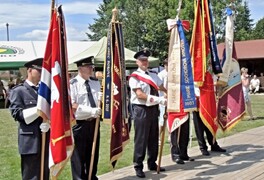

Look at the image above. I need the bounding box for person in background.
[9,58,50,180]
[249,75,260,94]
[241,67,257,120]
[129,49,167,178]
[193,84,226,156]
[70,56,102,180]
[0,80,7,108]
[158,58,168,144]
[170,114,194,164]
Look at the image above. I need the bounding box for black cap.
[134,49,151,60]
[74,56,94,67]
[24,58,43,70]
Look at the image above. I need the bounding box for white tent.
[0,41,95,70]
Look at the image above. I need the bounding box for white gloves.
[40,122,50,133]
[23,107,39,124]
[146,95,167,106]
[91,108,102,118]
[98,92,103,101]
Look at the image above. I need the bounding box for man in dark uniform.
[9,58,50,180]
[170,114,194,164]
[129,49,167,178]
[70,56,102,180]
[193,111,226,156]
[193,86,226,156]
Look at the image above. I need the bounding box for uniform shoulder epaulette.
[70,78,78,84]
[149,70,158,74]
[90,77,98,81]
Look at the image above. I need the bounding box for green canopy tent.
[68,37,159,71]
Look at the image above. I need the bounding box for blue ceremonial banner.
[177,20,197,111]
[103,24,113,120]
[207,0,222,75]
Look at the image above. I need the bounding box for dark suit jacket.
[9,81,43,155]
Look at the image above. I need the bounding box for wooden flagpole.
[88,95,102,180]
[40,1,55,180]
[157,107,167,174]
[88,9,117,180]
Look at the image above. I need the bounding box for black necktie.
[32,86,38,92]
[145,71,158,96]
[85,80,96,107]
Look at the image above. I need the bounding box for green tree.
[233,0,254,41]
[86,0,252,59]
[87,0,114,41]
[252,17,264,39]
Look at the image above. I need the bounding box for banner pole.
[88,94,102,180]
[40,1,55,180]
[157,107,167,174]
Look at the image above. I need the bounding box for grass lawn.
[1,95,264,179]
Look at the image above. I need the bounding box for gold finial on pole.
[111,7,118,22]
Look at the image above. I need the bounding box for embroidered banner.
[217,8,245,131]
[110,22,129,168]
[167,18,181,112]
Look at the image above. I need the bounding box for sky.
[0,0,263,42]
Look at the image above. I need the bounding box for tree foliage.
[87,0,256,60]
[252,17,264,39]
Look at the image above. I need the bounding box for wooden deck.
[99,126,264,179]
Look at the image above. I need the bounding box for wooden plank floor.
[98,126,264,180]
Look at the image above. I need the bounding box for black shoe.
[180,155,195,161]
[201,149,210,156]
[175,158,185,164]
[211,145,226,152]
[148,164,165,172]
[135,169,145,178]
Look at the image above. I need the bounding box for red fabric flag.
[37,6,74,177]
[106,22,130,169]
[190,0,204,86]
[199,72,218,137]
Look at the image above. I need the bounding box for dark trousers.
[170,117,190,160]
[71,119,100,180]
[21,133,50,180]
[132,104,159,170]
[193,111,218,151]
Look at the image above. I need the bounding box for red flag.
[191,0,218,137]
[199,72,218,137]
[103,17,130,168]
[190,0,205,86]
[37,6,75,178]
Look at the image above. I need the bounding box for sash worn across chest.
[130,71,159,91]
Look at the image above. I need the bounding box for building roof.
[217,39,264,60]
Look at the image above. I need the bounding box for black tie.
[32,86,38,92]
[145,71,158,96]
[85,80,96,107]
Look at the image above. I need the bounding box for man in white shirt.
[70,56,102,180]
[129,49,167,178]
[249,75,260,94]
[158,58,168,141]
